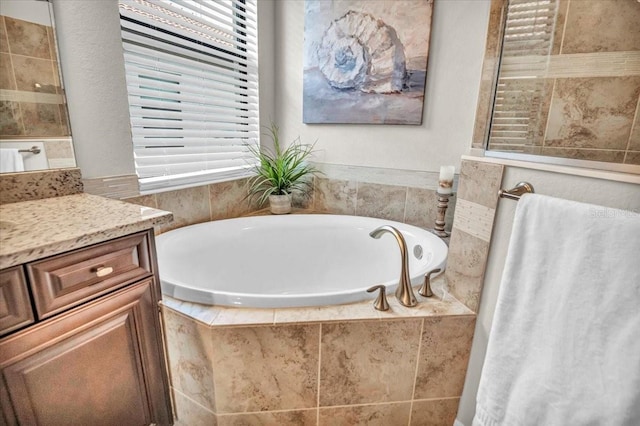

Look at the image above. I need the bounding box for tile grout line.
[558,0,570,56]
[6,49,28,135]
[306,398,462,413]
[623,94,640,164]
[206,316,219,417]
[353,180,360,216]
[316,322,322,426]
[216,407,318,416]
[542,0,569,151]
[402,185,409,224]
[215,398,464,418]
[541,78,556,149]
[207,183,213,222]
[172,387,216,416]
[408,317,426,425]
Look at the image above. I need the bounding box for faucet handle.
[366,285,390,311]
[419,268,442,297]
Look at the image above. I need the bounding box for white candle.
[438,165,455,194]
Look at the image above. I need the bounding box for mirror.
[0,0,76,173]
[478,0,639,172]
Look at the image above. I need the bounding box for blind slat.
[129,103,258,120]
[122,46,256,87]
[121,18,258,64]
[130,127,258,138]
[125,75,257,104]
[125,69,258,96]
[136,159,252,177]
[121,27,257,72]
[134,138,247,151]
[138,166,254,192]
[120,0,257,41]
[130,113,258,126]
[127,88,258,111]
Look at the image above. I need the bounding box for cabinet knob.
[92,266,114,278]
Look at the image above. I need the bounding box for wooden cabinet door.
[0,279,172,426]
[0,267,34,337]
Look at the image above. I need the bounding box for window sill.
[465,150,640,185]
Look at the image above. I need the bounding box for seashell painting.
[303,0,434,125]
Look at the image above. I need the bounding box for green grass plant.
[246,123,318,207]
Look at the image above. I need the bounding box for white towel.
[473,194,640,426]
[0,148,25,173]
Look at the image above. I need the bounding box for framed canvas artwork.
[303,0,434,125]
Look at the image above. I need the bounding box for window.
[487,0,557,153]
[119,0,259,193]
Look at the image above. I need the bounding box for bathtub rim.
[156,214,448,309]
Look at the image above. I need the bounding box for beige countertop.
[0,193,173,269]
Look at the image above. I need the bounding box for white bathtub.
[156,214,448,308]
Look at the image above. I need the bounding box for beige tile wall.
[311,177,457,232]
[445,160,504,312]
[474,0,640,165]
[124,174,458,234]
[0,16,70,138]
[164,308,475,426]
[123,177,259,233]
[152,158,506,425]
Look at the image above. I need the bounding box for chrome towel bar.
[18,146,41,154]
[499,182,534,200]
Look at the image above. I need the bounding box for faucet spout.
[369,225,417,307]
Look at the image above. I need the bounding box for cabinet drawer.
[0,267,35,337]
[27,231,154,319]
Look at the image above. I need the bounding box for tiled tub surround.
[162,275,475,426]
[473,0,640,165]
[123,165,458,234]
[149,158,501,424]
[0,15,70,138]
[124,177,260,234]
[445,160,504,312]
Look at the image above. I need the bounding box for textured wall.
[52,0,135,179]
[274,0,491,173]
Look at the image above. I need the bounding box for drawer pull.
[92,266,114,278]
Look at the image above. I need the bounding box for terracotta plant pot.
[269,194,292,214]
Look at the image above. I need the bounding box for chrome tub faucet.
[369,225,417,307]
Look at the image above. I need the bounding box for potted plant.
[246,123,318,214]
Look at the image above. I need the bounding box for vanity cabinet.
[0,230,173,426]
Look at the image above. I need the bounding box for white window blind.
[488,0,557,152]
[119,0,259,193]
